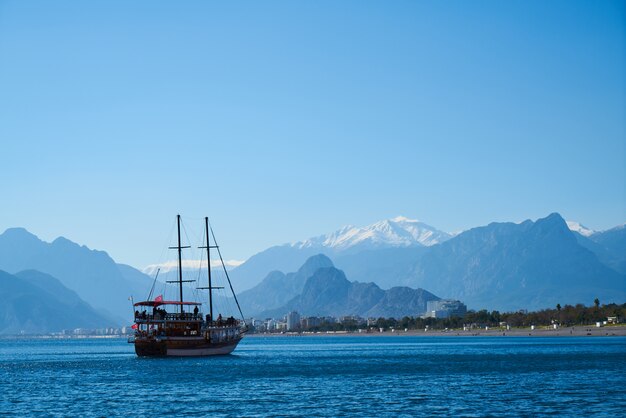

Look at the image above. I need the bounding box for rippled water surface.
[1,336,625,416]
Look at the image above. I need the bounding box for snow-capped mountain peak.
[566,220,596,237]
[293,216,451,251]
[390,215,417,222]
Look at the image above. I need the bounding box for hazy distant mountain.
[366,286,441,319]
[0,228,153,319]
[407,213,626,311]
[230,217,450,291]
[2,213,622,321]
[229,246,321,292]
[239,254,334,315]
[231,214,626,309]
[276,267,385,318]
[333,246,427,290]
[590,224,626,256]
[257,257,440,319]
[141,260,242,283]
[580,224,626,274]
[118,263,155,286]
[0,270,117,334]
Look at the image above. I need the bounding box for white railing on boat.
[134,312,240,326]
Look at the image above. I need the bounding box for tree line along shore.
[251,301,626,335]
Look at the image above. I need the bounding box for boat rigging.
[129,215,246,357]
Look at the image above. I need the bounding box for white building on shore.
[423,300,467,319]
[286,311,301,331]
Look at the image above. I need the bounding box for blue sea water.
[1,336,625,417]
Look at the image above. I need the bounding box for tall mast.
[205,217,214,320]
[176,214,184,305]
[198,217,221,320]
[168,214,191,313]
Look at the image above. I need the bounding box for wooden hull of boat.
[134,336,242,357]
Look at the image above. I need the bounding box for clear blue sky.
[1,0,624,268]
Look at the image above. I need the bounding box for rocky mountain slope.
[407,213,625,311]
[0,269,117,334]
[253,256,440,318]
[0,228,153,319]
[230,217,450,291]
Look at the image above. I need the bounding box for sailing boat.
[129,215,246,357]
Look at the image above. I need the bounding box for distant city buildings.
[52,327,130,336]
[339,315,363,323]
[301,316,322,328]
[423,300,467,319]
[286,311,301,331]
[249,313,369,333]
[250,319,264,329]
[248,304,475,334]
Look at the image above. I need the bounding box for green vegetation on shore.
[302,302,626,333]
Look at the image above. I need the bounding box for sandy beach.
[249,325,626,338]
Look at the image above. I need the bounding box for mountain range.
[406,213,625,311]
[0,228,153,321]
[294,216,451,251]
[238,254,335,315]
[0,212,624,334]
[230,216,450,291]
[240,254,440,319]
[230,213,625,311]
[575,224,626,275]
[0,270,116,334]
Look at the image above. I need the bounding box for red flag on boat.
[154,295,163,302]
[131,324,138,329]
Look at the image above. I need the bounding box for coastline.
[248,324,626,338]
[2,325,625,340]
